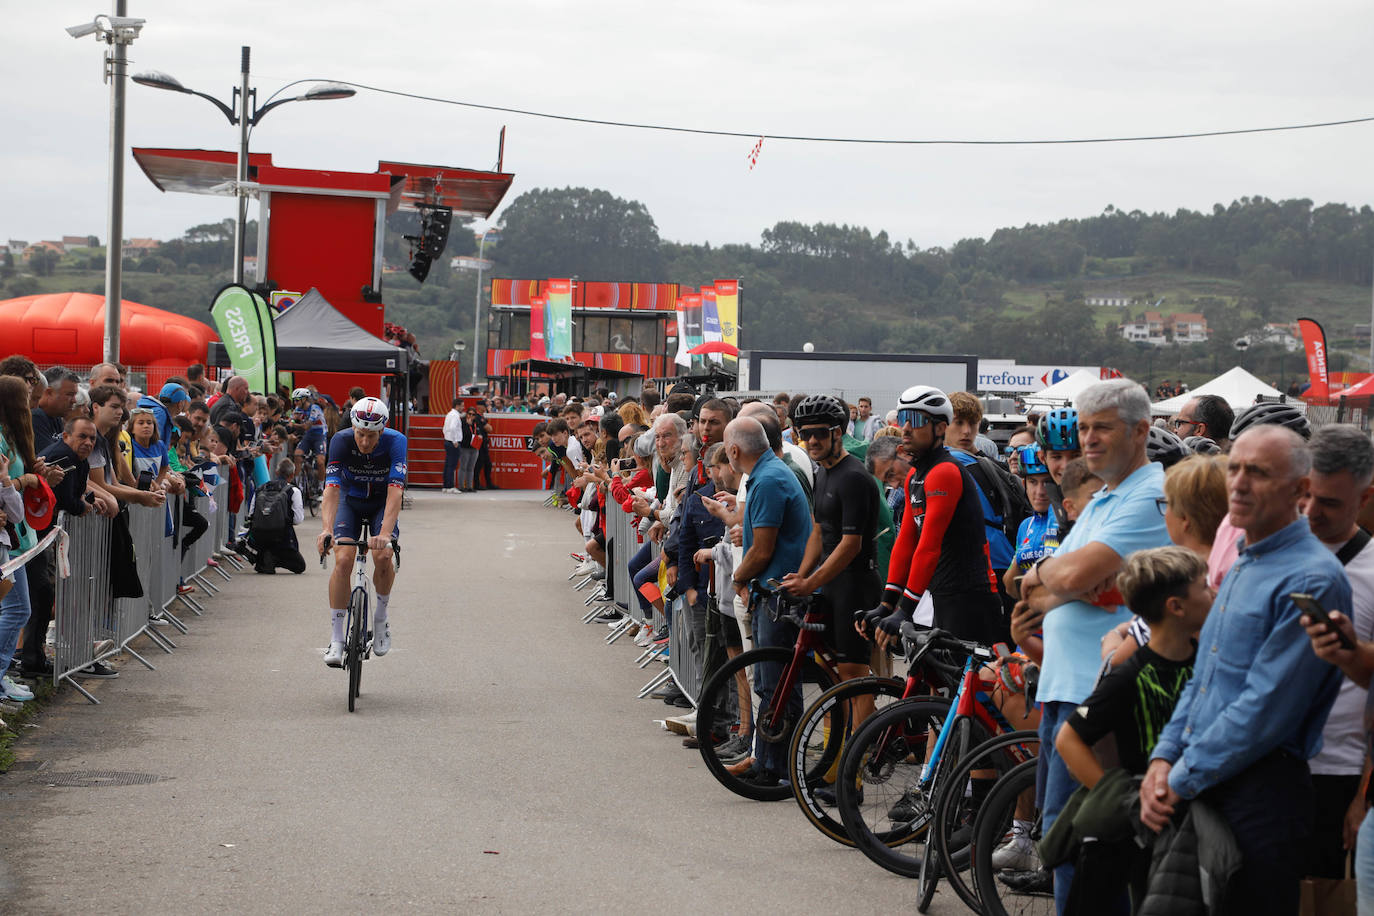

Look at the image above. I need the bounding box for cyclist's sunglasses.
[896,409,935,428]
[355,411,385,424]
[797,425,837,441]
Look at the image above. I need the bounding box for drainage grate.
[41,771,165,787]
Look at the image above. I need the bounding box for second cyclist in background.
[292,387,328,485]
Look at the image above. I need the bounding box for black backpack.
[251,480,293,533]
[964,456,1034,546]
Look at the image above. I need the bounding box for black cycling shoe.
[998,867,1053,894]
[888,788,923,823]
[736,766,785,789]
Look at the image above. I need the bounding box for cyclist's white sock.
[374,593,390,624]
[330,608,346,642]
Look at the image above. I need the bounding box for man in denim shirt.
[1142,424,1347,915]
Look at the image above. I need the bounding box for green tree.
[494,187,664,279]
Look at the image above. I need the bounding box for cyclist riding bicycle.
[291,387,328,483]
[316,396,407,668]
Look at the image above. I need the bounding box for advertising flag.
[674,298,691,368]
[701,287,723,364]
[530,297,548,361]
[210,283,277,393]
[546,278,574,360]
[714,279,739,371]
[683,294,704,371]
[1297,317,1330,398]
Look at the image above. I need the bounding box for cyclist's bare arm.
[317,485,340,555]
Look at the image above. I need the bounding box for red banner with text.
[1298,317,1330,398]
[484,414,547,489]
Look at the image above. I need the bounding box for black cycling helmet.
[1183,435,1222,456]
[1230,401,1312,441]
[1036,407,1079,452]
[793,394,848,428]
[1146,426,1189,468]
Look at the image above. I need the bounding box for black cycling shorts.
[931,589,1008,649]
[822,569,882,665]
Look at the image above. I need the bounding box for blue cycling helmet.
[1017,443,1050,477]
[1037,407,1079,452]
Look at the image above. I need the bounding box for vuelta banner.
[483,414,546,489]
[529,297,548,361]
[674,298,691,368]
[683,293,704,371]
[701,286,723,364]
[1298,317,1330,398]
[545,278,574,360]
[714,278,740,370]
[210,283,277,393]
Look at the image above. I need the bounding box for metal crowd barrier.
[51,479,235,704]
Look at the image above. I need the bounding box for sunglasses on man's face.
[797,426,836,442]
[896,409,933,429]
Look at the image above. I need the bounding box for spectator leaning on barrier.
[1298,424,1374,885]
[1142,423,1346,915]
[1016,378,1171,913]
[209,375,250,427]
[724,415,811,788]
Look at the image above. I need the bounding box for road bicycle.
[321,534,400,712]
[835,626,1020,880]
[972,757,1053,916]
[694,583,841,802]
[296,459,322,517]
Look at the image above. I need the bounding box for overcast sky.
[7,1,1372,251]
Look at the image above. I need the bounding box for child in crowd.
[1051,545,1212,910]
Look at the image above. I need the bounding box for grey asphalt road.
[0,491,972,914]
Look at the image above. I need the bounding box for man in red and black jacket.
[858,385,1005,649]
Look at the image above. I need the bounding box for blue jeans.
[750,593,800,777]
[629,541,658,617]
[1038,700,1081,914]
[1358,809,1374,916]
[0,562,34,676]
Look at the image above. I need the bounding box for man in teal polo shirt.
[1018,379,1171,911]
[727,415,811,787]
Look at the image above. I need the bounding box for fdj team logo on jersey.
[393,461,407,476]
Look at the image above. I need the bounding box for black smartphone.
[1291,592,1355,650]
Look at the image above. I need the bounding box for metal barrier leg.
[143,627,176,653]
[57,673,100,705]
[636,668,673,699]
[192,571,220,594]
[121,641,158,670]
[156,607,188,635]
[605,617,635,645]
[175,592,204,615]
[210,561,233,581]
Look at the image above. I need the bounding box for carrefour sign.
[977,362,1098,393]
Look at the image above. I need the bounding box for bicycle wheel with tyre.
[695,645,840,802]
[914,710,982,904]
[835,696,970,879]
[788,675,907,846]
[346,586,367,712]
[927,730,1040,912]
[973,758,1053,916]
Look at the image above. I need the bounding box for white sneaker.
[373,620,391,656]
[324,641,344,668]
[574,559,598,575]
[664,710,697,735]
[990,821,1039,871]
[1,675,34,701]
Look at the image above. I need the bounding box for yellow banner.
[714,278,739,368]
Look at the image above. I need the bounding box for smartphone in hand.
[1291,592,1356,650]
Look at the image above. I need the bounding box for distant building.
[25,240,65,258]
[1167,312,1210,344]
[62,235,95,248]
[5,240,26,257]
[1119,310,1209,346]
[121,238,161,260]
[1259,322,1301,352]
[1086,293,1135,307]
[1354,323,1370,343]
[242,256,257,281]
[1120,310,1167,346]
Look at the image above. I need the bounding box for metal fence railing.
[51,480,235,704]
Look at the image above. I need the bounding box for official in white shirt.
[442,398,463,493]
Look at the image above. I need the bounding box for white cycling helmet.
[291,387,311,401]
[895,385,954,424]
[350,396,389,431]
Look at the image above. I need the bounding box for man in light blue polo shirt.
[727,415,811,788]
[1018,379,1170,911]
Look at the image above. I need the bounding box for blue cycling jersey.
[325,428,407,500]
[1012,510,1061,573]
[294,404,326,437]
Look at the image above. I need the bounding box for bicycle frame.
[919,654,1013,783]
[756,605,840,740]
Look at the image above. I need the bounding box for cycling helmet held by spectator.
[793,394,849,428]
[896,385,953,426]
[1183,435,1222,456]
[1230,401,1311,441]
[291,387,311,401]
[1146,426,1189,468]
[350,396,389,431]
[1017,443,1050,477]
[1036,407,1079,452]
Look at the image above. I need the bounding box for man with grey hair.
[1142,424,1347,913]
[31,365,80,449]
[1302,424,1374,881]
[724,415,810,788]
[1018,379,1171,909]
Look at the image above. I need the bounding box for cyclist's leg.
[823,578,879,725]
[364,508,398,655]
[325,499,361,665]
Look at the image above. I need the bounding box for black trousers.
[180,499,208,558]
[476,448,494,488]
[17,547,55,668]
[248,530,306,574]
[1307,773,1361,879]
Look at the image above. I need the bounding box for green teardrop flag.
[210,284,272,393]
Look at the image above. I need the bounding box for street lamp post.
[66,7,146,364]
[471,228,496,386]
[133,48,354,284]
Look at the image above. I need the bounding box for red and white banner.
[530,296,548,362]
[1298,317,1330,399]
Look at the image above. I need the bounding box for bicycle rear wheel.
[346,586,367,712]
[973,758,1054,916]
[788,675,907,846]
[835,697,962,879]
[929,729,1041,911]
[695,646,839,802]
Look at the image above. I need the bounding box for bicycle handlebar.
[319,535,402,570]
[899,621,995,664]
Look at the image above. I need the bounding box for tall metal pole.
[233,45,251,285]
[1368,251,1373,371]
[102,0,129,363]
[471,230,490,386]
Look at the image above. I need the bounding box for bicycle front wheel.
[695,646,839,802]
[346,586,367,712]
[788,675,907,846]
[973,758,1053,916]
[835,696,959,878]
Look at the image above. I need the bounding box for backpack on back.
[964,456,1033,546]
[251,479,293,533]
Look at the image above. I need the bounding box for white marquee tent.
[1023,369,1111,408]
[1150,366,1286,415]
